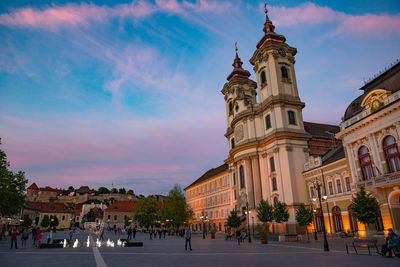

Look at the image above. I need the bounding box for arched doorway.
[332,206,344,233]
[388,190,400,231]
[348,205,358,233]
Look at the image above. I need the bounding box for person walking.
[35,228,40,247]
[37,231,43,248]
[128,228,132,240]
[32,227,37,246]
[236,230,241,245]
[47,229,52,244]
[149,229,153,240]
[185,228,192,251]
[133,227,137,239]
[9,227,18,249]
[69,230,74,242]
[21,228,29,248]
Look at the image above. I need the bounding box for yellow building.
[336,61,400,234]
[27,202,73,229]
[185,164,235,233]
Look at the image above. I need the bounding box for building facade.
[336,61,400,233]
[185,164,235,233]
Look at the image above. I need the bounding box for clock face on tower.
[258,54,263,62]
[278,49,286,57]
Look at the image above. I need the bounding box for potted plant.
[256,223,269,244]
[256,200,274,244]
[210,226,216,239]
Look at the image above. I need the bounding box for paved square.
[0,230,398,267]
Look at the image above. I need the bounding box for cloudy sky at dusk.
[1,0,399,195]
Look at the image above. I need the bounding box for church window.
[272,178,277,191]
[288,111,296,125]
[231,138,235,149]
[229,102,233,113]
[358,146,374,180]
[235,105,239,112]
[240,165,245,189]
[265,115,271,129]
[281,66,288,78]
[270,157,275,173]
[261,71,266,84]
[383,135,400,173]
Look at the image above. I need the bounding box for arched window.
[272,178,277,191]
[315,208,323,233]
[383,135,400,173]
[269,157,275,173]
[358,146,374,180]
[239,165,245,189]
[261,71,266,84]
[288,111,296,125]
[265,114,271,129]
[281,66,288,79]
[231,138,235,149]
[332,206,343,232]
[229,102,233,113]
[348,205,358,233]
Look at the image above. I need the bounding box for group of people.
[379,228,400,258]
[148,228,167,240]
[1,226,59,249]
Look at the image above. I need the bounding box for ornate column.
[346,145,359,182]
[251,155,262,208]
[368,133,383,174]
[244,158,255,209]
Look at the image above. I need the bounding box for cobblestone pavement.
[0,230,399,267]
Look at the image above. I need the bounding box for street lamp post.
[200,215,208,239]
[246,202,251,243]
[251,216,255,237]
[309,203,318,241]
[313,181,329,252]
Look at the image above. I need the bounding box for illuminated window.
[358,146,374,180]
[383,135,400,173]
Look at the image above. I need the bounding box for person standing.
[185,228,192,251]
[32,228,37,246]
[127,228,132,240]
[10,227,18,249]
[37,231,43,248]
[236,230,241,245]
[133,227,137,239]
[21,228,29,248]
[69,230,74,242]
[47,229,52,244]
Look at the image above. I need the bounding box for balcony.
[356,171,400,189]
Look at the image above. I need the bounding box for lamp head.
[312,197,317,202]
[322,195,328,200]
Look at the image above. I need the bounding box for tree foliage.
[118,188,126,194]
[22,214,32,227]
[68,186,75,192]
[41,215,50,228]
[124,216,132,227]
[227,210,241,228]
[273,200,289,223]
[50,215,59,228]
[111,188,118,194]
[127,189,134,195]
[160,185,193,229]
[35,216,39,226]
[295,203,313,227]
[134,196,159,228]
[97,187,110,195]
[257,200,274,223]
[0,139,28,217]
[351,187,380,225]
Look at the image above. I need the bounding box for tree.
[22,214,32,227]
[41,215,50,228]
[160,185,193,230]
[0,139,28,217]
[257,200,274,223]
[62,190,69,196]
[134,196,159,229]
[97,187,110,195]
[127,189,134,195]
[227,210,241,229]
[111,188,118,194]
[295,203,314,240]
[351,187,380,226]
[273,200,289,223]
[118,188,126,194]
[68,186,75,192]
[50,215,59,228]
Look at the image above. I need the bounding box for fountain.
[73,239,79,248]
[63,239,67,248]
[86,236,90,248]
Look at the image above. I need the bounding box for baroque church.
[221,7,339,233]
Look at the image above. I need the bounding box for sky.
[0,0,399,195]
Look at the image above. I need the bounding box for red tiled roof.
[39,186,63,193]
[105,201,139,212]
[27,183,39,190]
[303,121,340,138]
[185,163,228,190]
[26,201,71,213]
[75,186,96,194]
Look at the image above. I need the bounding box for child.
[38,231,43,248]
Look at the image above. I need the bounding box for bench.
[225,234,233,240]
[285,234,300,242]
[346,238,379,255]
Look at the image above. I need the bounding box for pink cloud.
[268,2,400,36]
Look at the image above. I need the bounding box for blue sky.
[0,0,399,195]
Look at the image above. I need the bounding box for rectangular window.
[310,187,315,198]
[207,184,209,192]
[265,114,271,129]
[217,181,220,188]
[107,215,110,220]
[336,179,342,193]
[234,190,237,200]
[222,178,226,187]
[328,181,334,195]
[270,157,275,173]
[203,186,205,194]
[233,173,236,185]
[288,111,296,125]
[114,215,117,220]
[62,215,65,221]
[228,193,231,201]
[227,176,230,185]
[207,198,210,206]
[345,177,351,192]
[223,194,226,202]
